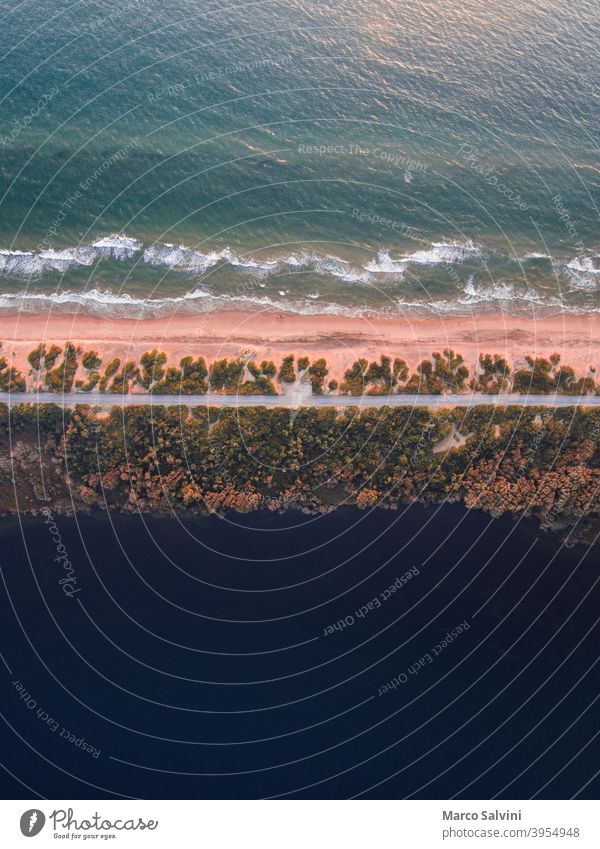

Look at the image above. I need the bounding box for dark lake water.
[0,504,598,799]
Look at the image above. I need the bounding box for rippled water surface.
[0,0,598,316]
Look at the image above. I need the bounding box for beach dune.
[1,310,599,383]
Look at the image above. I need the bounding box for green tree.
[470,354,511,394]
[0,358,26,392]
[45,342,81,393]
[138,349,167,390]
[179,356,208,394]
[278,355,296,384]
[308,358,329,394]
[82,350,102,371]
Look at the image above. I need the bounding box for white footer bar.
[0,800,597,848]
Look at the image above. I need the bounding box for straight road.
[1,392,600,408]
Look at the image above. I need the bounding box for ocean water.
[0,506,598,799]
[0,0,599,318]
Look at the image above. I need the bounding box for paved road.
[1,391,599,408]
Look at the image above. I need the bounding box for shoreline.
[1,310,599,381]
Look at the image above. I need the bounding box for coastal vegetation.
[0,358,26,392]
[1,401,600,542]
[4,344,600,397]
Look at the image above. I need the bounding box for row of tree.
[1,402,600,539]
[0,343,596,396]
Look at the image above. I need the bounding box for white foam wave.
[0,280,594,321]
[276,251,371,283]
[142,244,233,273]
[403,241,482,266]
[0,287,384,320]
[92,234,142,260]
[39,248,98,270]
[0,250,39,276]
[0,247,98,276]
[0,235,139,276]
[460,278,565,309]
[564,254,600,291]
[566,255,600,275]
[228,254,279,272]
[1,236,598,320]
[363,250,406,275]
[364,241,481,274]
[0,234,486,282]
[309,255,371,283]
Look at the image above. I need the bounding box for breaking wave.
[0,278,592,320]
[0,234,598,318]
[0,287,387,320]
[0,234,484,282]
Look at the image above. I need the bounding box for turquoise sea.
[0,0,599,318]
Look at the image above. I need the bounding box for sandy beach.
[2,310,600,383]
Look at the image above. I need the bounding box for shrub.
[82,350,102,371]
[45,342,81,393]
[470,354,511,394]
[179,356,208,394]
[138,349,167,389]
[44,345,62,369]
[27,343,46,371]
[308,358,329,394]
[209,358,244,393]
[0,357,26,392]
[405,349,469,394]
[278,355,296,383]
[340,359,368,395]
